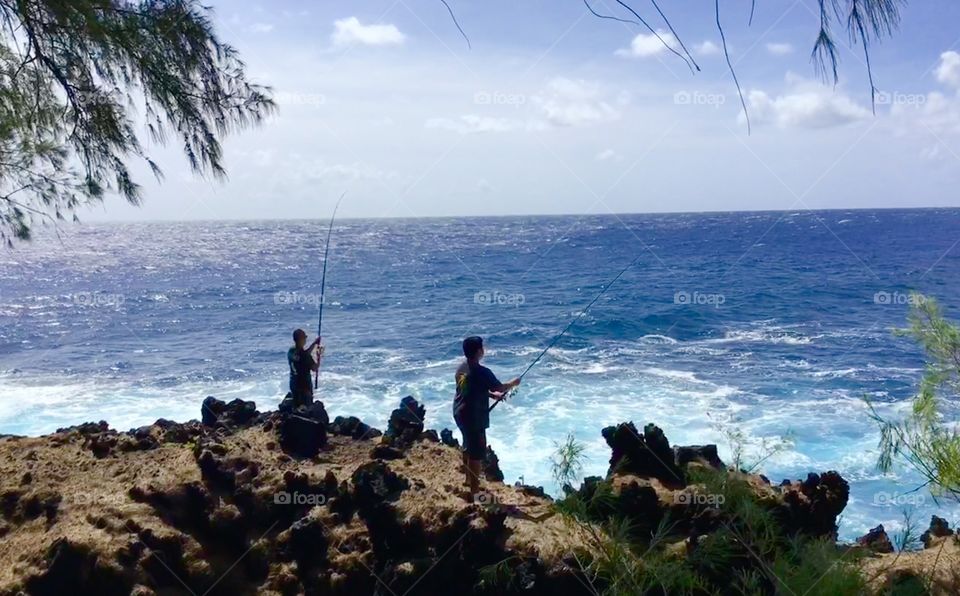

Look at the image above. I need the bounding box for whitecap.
[640,367,703,383]
[638,334,678,344]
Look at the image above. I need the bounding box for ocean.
[1,208,958,540]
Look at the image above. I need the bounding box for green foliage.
[868,294,960,501]
[549,439,864,594]
[892,508,923,552]
[0,0,273,244]
[476,555,522,592]
[550,432,586,490]
[711,418,795,474]
[769,537,866,595]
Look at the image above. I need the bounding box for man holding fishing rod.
[453,256,641,502]
[454,336,520,500]
[288,329,324,406]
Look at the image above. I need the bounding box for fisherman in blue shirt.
[453,336,520,500]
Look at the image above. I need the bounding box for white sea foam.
[704,329,819,345]
[640,367,704,383]
[811,368,859,378]
[638,334,678,344]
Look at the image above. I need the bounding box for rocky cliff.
[0,396,952,595]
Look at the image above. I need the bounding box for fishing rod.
[489,254,642,412]
[315,191,346,389]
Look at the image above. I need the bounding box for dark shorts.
[455,415,486,460]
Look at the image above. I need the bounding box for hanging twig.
[848,0,903,115]
[610,0,696,74]
[645,0,700,71]
[439,0,471,49]
[715,0,750,134]
[812,0,840,84]
[582,0,637,26]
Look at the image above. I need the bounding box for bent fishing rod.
[489,254,642,412]
[315,191,346,389]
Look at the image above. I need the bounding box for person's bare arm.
[490,377,521,400]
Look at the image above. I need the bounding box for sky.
[89,0,960,221]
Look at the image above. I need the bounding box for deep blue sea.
[1,209,959,540]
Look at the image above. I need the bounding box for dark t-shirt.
[287,347,315,396]
[453,362,501,429]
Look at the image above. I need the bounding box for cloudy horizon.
[86,0,960,223]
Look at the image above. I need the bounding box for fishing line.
[489,254,642,412]
[315,191,346,389]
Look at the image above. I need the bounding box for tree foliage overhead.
[578,0,906,131]
[0,0,273,245]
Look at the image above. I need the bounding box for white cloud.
[425,115,522,134]
[744,76,871,129]
[882,52,960,138]
[920,144,943,161]
[477,178,495,193]
[427,79,622,134]
[891,91,960,135]
[536,78,621,127]
[694,41,720,56]
[249,23,274,34]
[332,17,405,47]
[935,51,960,88]
[306,160,398,182]
[595,149,622,162]
[616,30,678,58]
[766,42,794,56]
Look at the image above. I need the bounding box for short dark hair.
[463,336,483,359]
[293,328,307,342]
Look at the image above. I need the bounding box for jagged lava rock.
[674,444,725,470]
[921,515,954,548]
[484,445,504,482]
[201,396,258,427]
[277,415,326,458]
[777,471,849,538]
[858,524,895,553]
[440,428,460,448]
[329,415,382,440]
[385,396,425,445]
[602,422,685,485]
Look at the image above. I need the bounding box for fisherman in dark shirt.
[453,336,520,499]
[288,328,323,406]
